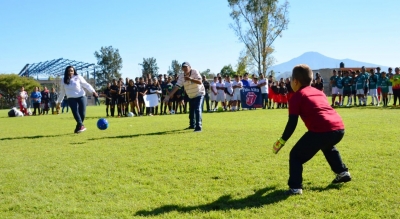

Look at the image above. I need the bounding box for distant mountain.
[269,52,390,78]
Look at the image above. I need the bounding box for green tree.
[236,50,252,76]
[0,74,40,108]
[139,57,159,79]
[94,46,123,87]
[220,65,236,78]
[228,0,289,75]
[268,70,275,77]
[167,60,181,76]
[200,69,210,77]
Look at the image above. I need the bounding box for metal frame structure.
[18,58,98,79]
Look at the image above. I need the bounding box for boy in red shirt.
[273,64,351,195]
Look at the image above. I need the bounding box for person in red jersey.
[272,64,351,195]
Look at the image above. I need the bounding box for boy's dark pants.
[288,130,348,189]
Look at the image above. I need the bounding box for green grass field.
[0,103,399,218]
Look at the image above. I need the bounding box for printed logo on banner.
[246,92,257,106]
[240,86,263,108]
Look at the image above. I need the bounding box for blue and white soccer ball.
[97,118,109,130]
[127,112,134,117]
[170,110,175,114]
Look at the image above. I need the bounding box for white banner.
[144,94,159,107]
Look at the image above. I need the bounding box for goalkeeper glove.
[272,138,286,154]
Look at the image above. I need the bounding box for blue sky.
[1,0,399,78]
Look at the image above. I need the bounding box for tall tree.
[139,57,159,79]
[200,69,212,78]
[94,46,123,87]
[0,74,40,108]
[228,0,289,75]
[220,65,236,78]
[167,60,181,76]
[236,50,253,76]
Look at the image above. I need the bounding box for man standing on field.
[164,62,205,132]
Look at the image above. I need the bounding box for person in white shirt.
[216,76,226,110]
[163,62,205,132]
[250,74,259,87]
[56,66,98,133]
[210,77,218,111]
[258,74,269,109]
[232,75,243,111]
[18,86,28,115]
[224,75,234,111]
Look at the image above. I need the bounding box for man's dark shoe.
[332,171,351,184]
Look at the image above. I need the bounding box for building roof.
[19,58,97,77]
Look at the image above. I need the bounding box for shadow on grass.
[70,142,86,145]
[0,133,71,141]
[134,186,290,216]
[307,183,344,192]
[88,129,187,140]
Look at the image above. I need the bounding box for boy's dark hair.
[292,64,313,86]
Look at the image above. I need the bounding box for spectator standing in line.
[50,87,58,114]
[210,76,218,111]
[137,77,147,116]
[258,74,269,109]
[232,75,243,111]
[216,76,226,110]
[18,86,28,115]
[315,76,324,92]
[109,79,119,117]
[390,67,400,106]
[202,75,210,112]
[379,71,390,107]
[159,74,168,115]
[41,86,50,114]
[224,75,234,111]
[330,70,339,107]
[30,86,42,115]
[103,83,112,116]
[368,68,379,106]
[61,95,69,113]
[387,67,394,104]
[127,79,139,116]
[94,92,100,106]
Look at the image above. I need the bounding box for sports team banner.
[144,94,159,107]
[240,86,263,108]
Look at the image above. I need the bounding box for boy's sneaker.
[184,126,195,130]
[76,126,87,134]
[332,171,351,184]
[285,188,302,195]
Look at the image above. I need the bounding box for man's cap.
[181,62,191,67]
[361,66,365,68]
[389,67,392,70]
[376,66,381,69]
